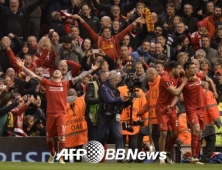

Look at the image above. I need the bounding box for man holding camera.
[95,70,132,162]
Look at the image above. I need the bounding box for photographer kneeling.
[95,70,132,162]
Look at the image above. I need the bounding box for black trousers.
[151,124,160,152]
[123,133,139,152]
[201,134,216,163]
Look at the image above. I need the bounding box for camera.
[124,73,142,95]
[122,120,144,132]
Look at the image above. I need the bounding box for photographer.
[119,75,147,162]
[95,70,132,162]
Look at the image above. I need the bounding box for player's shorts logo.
[82,140,105,163]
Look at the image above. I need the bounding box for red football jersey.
[156,74,177,108]
[41,78,70,115]
[180,72,206,111]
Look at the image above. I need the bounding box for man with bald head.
[0,0,44,40]
[58,60,81,81]
[137,67,161,157]
[100,16,112,28]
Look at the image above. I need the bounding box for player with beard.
[16,58,100,164]
[155,61,188,164]
[177,61,217,164]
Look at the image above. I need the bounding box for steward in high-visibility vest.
[215,103,222,145]
[65,95,88,148]
[177,113,191,145]
[201,88,222,163]
[137,73,161,152]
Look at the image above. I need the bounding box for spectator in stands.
[70,26,83,47]
[79,3,100,40]
[211,27,222,50]
[59,35,84,65]
[131,39,152,65]
[74,14,144,64]
[156,34,172,62]
[121,34,133,53]
[111,20,121,35]
[17,42,34,60]
[158,3,175,32]
[181,0,204,19]
[67,0,81,14]
[195,49,206,61]
[0,0,44,40]
[142,0,167,15]
[91,0,139,17]
[173,35,195,60]
[167,22,187,48]
[27,36,38,52]
[58,60,81,81]
[201,35,217,64]
[50,31,62,68]
[188,20,208,51]
[182,4,198,33]
[134,62,148,92]
[81,38,92,55]
[119,45,137,71]
[200,58,214,78]
[203,6,222,39]
[23,0,42,40]
[23,115,36,136]
[177,52,188,67]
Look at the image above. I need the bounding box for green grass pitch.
[0,162,221,170]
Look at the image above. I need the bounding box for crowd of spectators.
[0,0,222,163]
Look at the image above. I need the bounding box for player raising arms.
[179,61,217,164]
[155,61,188,164]
[16,58,100,164]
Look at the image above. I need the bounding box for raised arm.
[16,58,42,83]
[72,62,100,84]
[91,0,110,12]
[73,15,99,44]
[1,36,20,72]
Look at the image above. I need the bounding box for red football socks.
[47,140,55,156]
[196,139,202,157]
[166,136,177,152]
[59,141,66,153]
[191,134,198,157]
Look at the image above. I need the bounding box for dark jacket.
[0,102,19,136]
[85,80,102,116]
[79,15,100,40]
[210,37,222,50]
[182,15,198,33]
[98,79,131,115]
[13,77,37,96]
[167,32,186,48]
[25,104,46,126]
[48,20,66,37]
[0,0,43,40]
[92,0,139,17]
[142,0,167,14]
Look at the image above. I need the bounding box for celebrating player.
[16,58,100,164]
